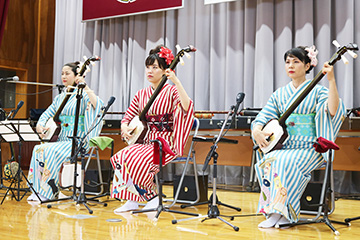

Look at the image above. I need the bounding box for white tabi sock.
[258,213,282,228]
[143,196,159,210]
[114,200,139,213]
[277,216,291,229]
[27,193,37,201]
[27,192,48,202]
[37,194,49,202]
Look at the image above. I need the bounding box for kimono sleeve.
[315,86,346,161]
[171,87,194,157]
[121,91,141,125]
[82,92,104,142]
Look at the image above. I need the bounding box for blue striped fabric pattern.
[28,91,104,199]
[251,80,346,222]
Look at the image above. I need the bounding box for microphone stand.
[172,105,241,231]
[0,103,5,188]
[45,92,113,214]
[7,80,65,94]
[42,84,85,206]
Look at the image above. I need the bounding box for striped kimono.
[28,91,104,199]
[251,80,346,222]
[111,83,194,202]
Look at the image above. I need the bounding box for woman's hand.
[36,125,49,139]
[121,123,135,142]
[165,69,180,85]
[322,62,335,82]
[75,75,98,109]
[252,125,273,148]
[164,68,191,111]
[75,75,86,86]
[322,61,340,116]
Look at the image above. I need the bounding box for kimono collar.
[290,79,311,92]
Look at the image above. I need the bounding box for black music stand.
[172,107,241,231]
[0,120,41,204]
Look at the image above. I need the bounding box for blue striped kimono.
[28,90,104,199]
[251,80,346,222]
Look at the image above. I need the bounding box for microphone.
[6,100,24,120]
[0,76,19,81]
[102,96,116,115]
[233,92,245,115]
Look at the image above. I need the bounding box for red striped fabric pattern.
[111,83,194,201]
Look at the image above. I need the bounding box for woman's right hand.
[121,124,135,141]
[36,125,48,139]
[252,125,273,149]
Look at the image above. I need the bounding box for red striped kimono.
[111,83,194,202]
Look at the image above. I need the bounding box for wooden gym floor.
[0,183,359,240]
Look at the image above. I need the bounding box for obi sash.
[285,113,316,137]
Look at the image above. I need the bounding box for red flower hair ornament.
[158,47,174,65]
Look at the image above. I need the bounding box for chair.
[59,136,114,197]
[84,136,114,197]
[164,117,203,207]
[300,162,335,217]
[246,145,260,192]
[132,137,199,220]
[277,139,350,235]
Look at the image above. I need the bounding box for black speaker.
[173,175,208,202]
[84,169,110,194]
[300,182,323,212]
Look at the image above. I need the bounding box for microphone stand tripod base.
[172,204,239,231]
[174,106,243,231]
[173,152,241,231]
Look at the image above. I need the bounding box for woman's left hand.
[322,62,335,82]
[165,69,180,84]
[75,76,87,86]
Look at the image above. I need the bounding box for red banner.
[83,0,184,21]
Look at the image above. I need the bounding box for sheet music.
[0,133,19,142]
[0,120,41,142]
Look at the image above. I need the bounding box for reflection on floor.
[0,183,359,240]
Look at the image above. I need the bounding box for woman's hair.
[145,45,169,69]
[63,61,80,76]
[284,46,314,74]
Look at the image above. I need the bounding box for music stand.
[172,106,241,231]
[0,119,41,204]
